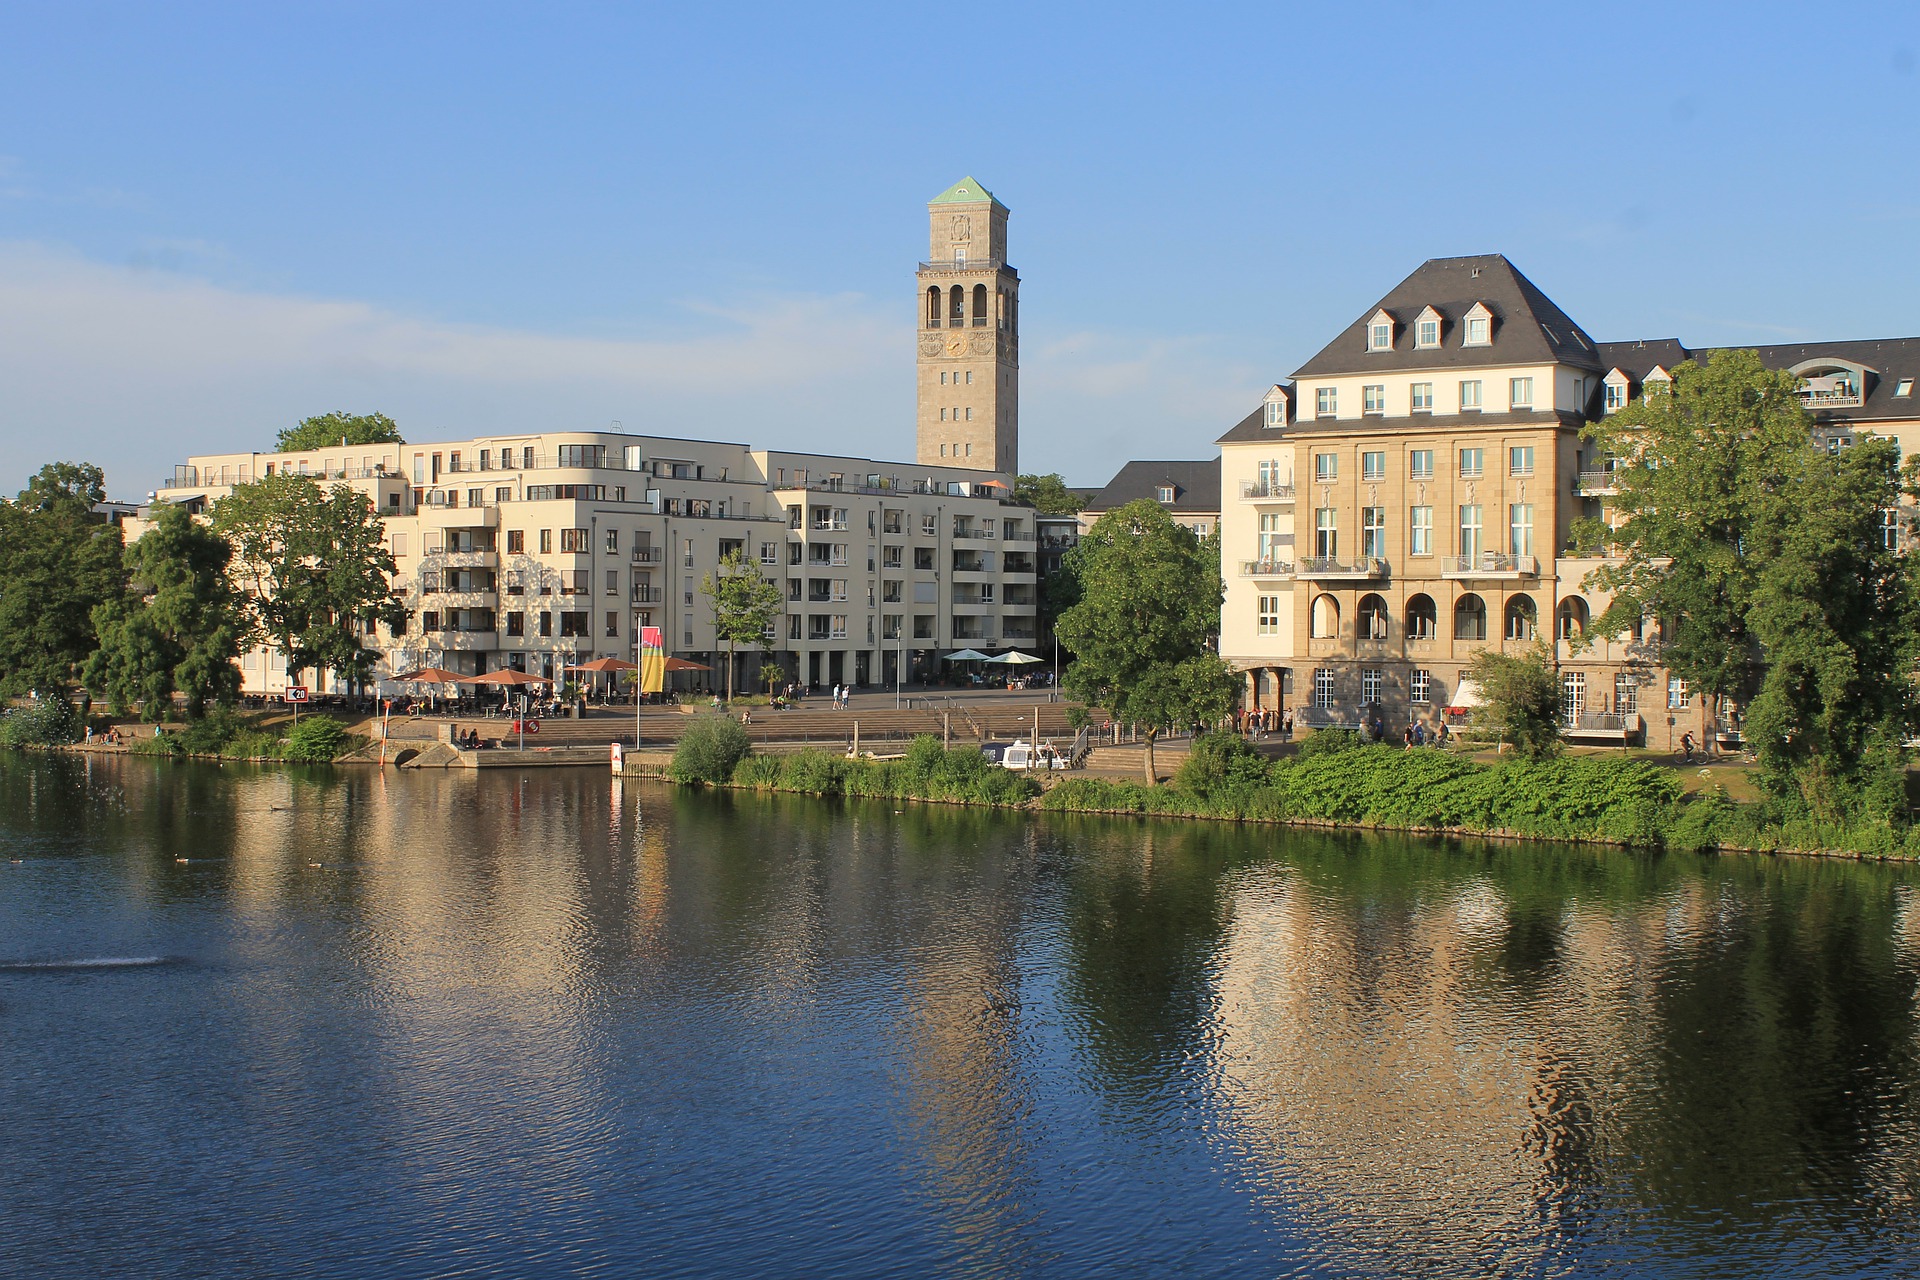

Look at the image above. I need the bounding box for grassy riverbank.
[671,716,1920,858]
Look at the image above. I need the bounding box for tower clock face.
[946,337,965,355]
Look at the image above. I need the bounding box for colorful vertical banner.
[640,625,665,694]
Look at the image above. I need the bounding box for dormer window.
[1157,486,1175,503]
[1366,310,1395,352]
[1603,368,1630,415]
[1462,303,1493,346]
[1414,307,1442,349]
[1262,386,1289,428]
[1644,366,1672,396]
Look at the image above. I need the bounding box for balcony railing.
[1301,556,1387,580]
[1442,553,1539,578]
[630,587,663,604]
[953,527,998,540]
[631,548,664,565]
[1238,559,1296,578]
[918,258,1007,273]
[1573,470,1619,494]
[1239,481,1297,502]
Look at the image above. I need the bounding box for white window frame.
[1368,322,1393,352]
[1313,668,1335,709]
[1361,451,1386,481]
[1361,507,1386,559]
[1459,448,1484,478]
[1510,376,1534,409]
[1460,379,1483,409]
[1409,449,1434,480]
[1416,319,1439,348]
[1316,386,1338,417]
[1257,595,1280,636]
[1409,505,1433,556]
[1314,452,1338,482]
[1411,669,1432,704]
[1509,503,1534,557]
[1509,446,1534,476]
[1410,382,1434,411]
[1362,668,1383,704]
[1363,384,1386,414]
[1465,315,1490,346]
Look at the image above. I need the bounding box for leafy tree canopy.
[1055,499,1235,783]
[211,473,405,688]
[700,550,784,701]
[1466,646,1563,760]
[86,502,248,719]
[1014,473,1084,515]
[0,462,127,699]
[275,411,404,453]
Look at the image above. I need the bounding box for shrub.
[672,715,752,784]
[282,716,349,762]
[1175,732,1273,795]
[1296,727,1361,758]
[0,699,83,747]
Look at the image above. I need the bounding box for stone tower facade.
[915,177,1019,474]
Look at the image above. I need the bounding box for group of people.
[1400,720,1451,749]
[1233,707,1294,740]
[450,727,490,750]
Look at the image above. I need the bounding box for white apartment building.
[1220,254,1920,751]
[146,434,1039,696]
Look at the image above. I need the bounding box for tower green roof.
[929,176,1001,207]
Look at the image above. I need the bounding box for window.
[1358,594,1388,640]
[683,539,695,568]
[538,611,553,637]
[1362,451,1386,481]
[1411,382,1434,411]
[1265,400,1285,427]
[606,611,619,638]
[1509,504,1533,557]
[1157,486,1175,503]
[468,488,483,508]
[1313,668,1336,709]
[1417,319,1439,348]
[1454,593,1487,640]
[1314,508,1337,559]
[1411,669,1432,703]
[1409,449,1434,480]
[538,529,553,554]
[1409,505,1433,556]
[1557,597,1589,640]
[1895,379,1914,397]
[1316,387,1338,417]
[1314,452,1338,481]
[1509,377,1534,409]
[1668,676,1691,709]
[506,612,524,637]
[1465,316,1489,345]
[1615,672,1638,716]
[1459,504,1483,559]
[1363,384,1386,413]
[1361,507,1386,558]
[1509,446,1534,476]
[1604,382,1627,412]
[1406,594,1437,641]
[761,542,779,565]
[605,569,619,596]
[1459,380,1483,410]
[1257,595,1281,635]
[1257,513,1286,559]
[392,532,410,557]
[557,444,605,469]
[1368,321,1393,351]
[914,547,935,570]
[1458,448,1484,478]
[1504,596,1537,641]
[1879,509,1900,551]
[496,486,512,504]
[1361,668,1384,704]
[1310,593,1339,638]
[606,528,619,553]
[559,528,589,554]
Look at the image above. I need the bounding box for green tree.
[1574,350,1810,741]
[1740,435,1918,821]
[85,502,248,719]
[1055,499,1235,784]
[0,462,128,699]
[1014,472,1083,515]
[1466,646,1563,759]
[699,550,784,702]
[275,411,404,453]
[212,473,405,693]
[760,661,786,699]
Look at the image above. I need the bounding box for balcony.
[630,587,663,604]
[437,549,497,569]
[1001,625,1036,641]
[1238,481,1297,503]
[1238,559,1296,579]
[1001,531,1036,543]
[1441,552,1539,580]
[631,548,664,565]
[435,630,498,651]
[1573,470,1619,496]
[1301,556,1387,581]
[918,258,1007,274]
[952,526,998,540]
[1563,712,1642,743]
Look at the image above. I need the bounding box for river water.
[2,754,1919,1278]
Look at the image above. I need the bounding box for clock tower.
[916,177,1019,473]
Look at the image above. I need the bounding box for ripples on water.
[1,753,1918,1278]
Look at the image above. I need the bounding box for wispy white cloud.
[0,240,1255,496]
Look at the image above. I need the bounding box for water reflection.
[2,755,1919,1278]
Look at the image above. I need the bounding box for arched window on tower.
[972,284,988,327]
[1504,595,1537,642]
[949,285,965,326]
[1357,593,1389,640]
[927,286,942,328]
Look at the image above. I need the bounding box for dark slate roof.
[1294,254,1603,378]
[1592,336,1920,422]
[1082,459,1221,515]
[1215,404,1274,445]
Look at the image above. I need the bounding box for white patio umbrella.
[984,651,1044,665]
[942,649,993,662]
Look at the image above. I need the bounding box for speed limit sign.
[283,686,310,704]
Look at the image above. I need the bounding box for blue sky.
[2,1,1916,498]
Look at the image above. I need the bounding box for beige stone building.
[1219,254,1920,750]
[141,179,1044,699]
